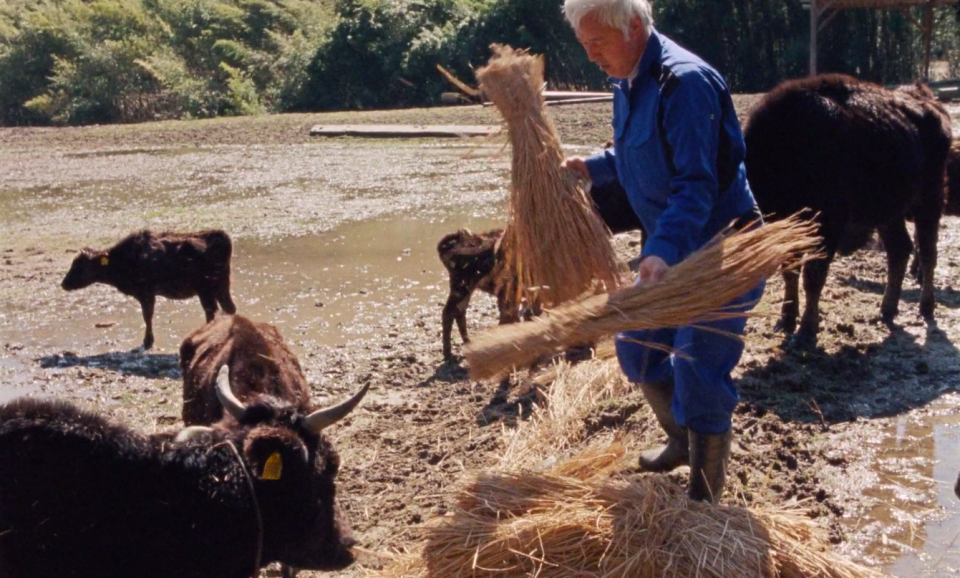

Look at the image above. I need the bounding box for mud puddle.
[846,393,960,577]
[1,209,505,354]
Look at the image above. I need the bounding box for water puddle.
[845,394,960,577]
[0,357,40,403]
[2,209,506,354]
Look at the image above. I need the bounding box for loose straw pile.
[372,443,882,578]
[476,45,621,307]
[464,216,820,380]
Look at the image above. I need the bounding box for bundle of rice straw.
[372,443,882,578]
[477,45,622,307]
[464,215,820,380]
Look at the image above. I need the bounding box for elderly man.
[562,0,764,503]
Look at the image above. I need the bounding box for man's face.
[575,12,646,79]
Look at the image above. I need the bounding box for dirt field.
[1,96,959,577]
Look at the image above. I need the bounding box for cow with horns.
[0,365,367,578]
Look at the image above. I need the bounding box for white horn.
[215,365,247,420]
[174,426,214,442]
[303,383,370,432]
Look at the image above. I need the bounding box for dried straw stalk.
[476,45,622,307]
[464,215,821,380]
[370,443,883,578]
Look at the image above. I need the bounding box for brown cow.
[61,229,237,350]
[179,313,315,426]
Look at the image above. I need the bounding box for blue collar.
[610,27,663,92]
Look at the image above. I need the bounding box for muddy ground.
[1,96,960,577]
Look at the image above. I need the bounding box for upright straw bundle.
[476,45,622,307]
[464,216,821,379]
[372,443,883,578]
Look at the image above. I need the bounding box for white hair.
[563,0,654,35]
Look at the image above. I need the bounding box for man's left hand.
[636,255,669,285]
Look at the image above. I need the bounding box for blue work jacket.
[584,28,757,267]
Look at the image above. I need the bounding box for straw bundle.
[371,443,882,578]
[476,45,622,307]
[464,215,821,380]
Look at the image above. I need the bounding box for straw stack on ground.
[464,216,820,380]
[476,45,621,307]
[372,443,882,578]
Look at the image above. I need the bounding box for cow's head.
[61,248,107,290]
[180,366,367,571]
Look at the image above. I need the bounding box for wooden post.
[922,2,934,80]
[809,0,818,76]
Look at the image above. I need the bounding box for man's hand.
[636,255,669,285]
[561,157,591,181]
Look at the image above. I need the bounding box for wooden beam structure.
[804,0,958,78]
[309,124,500,138]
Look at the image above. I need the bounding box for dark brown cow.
[61,229,237,350]
[179,313,312,427]
[744,74,952,348]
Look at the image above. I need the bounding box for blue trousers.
[615,280,765,435]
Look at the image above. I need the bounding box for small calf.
[438,181,644,360]
[438,228,527,360]
[61,229,237,350]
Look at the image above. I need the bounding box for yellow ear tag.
[100,256,109,266]
[262,452,283,481]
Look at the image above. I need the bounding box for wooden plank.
[484,95,614,107]
[309,124,500,138]
[543,90,613,100]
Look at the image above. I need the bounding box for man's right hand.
[561,157,591,181]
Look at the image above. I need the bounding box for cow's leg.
[442,287,471,360]
[775,268,800,334]
[793,252,835,349]
[877,219,913,323]
[216,272,237,314]
[198,290,219,322]
[139,294,155,350]
[281,564,298,578]
[913,214,939,320]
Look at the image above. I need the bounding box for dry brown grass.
[369,442,883,578]
[476,45,622,307]
[464,216,820,380]
[368,344,881,578]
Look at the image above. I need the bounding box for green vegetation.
[1,0,957,126]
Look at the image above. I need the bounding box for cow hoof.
[281,564,298,578]
[919,301,935,320]
[880,308,898,326]
[773,318,797,334]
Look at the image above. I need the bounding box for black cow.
[180,313,343,578]
[0,370,367,578]
[61,229,237,350]
[744,74,952,348]
[438,181,643,360]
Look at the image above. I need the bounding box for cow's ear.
[243,431,308,482]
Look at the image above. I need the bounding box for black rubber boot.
[687,430,733,504]
[638,381,689,472]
